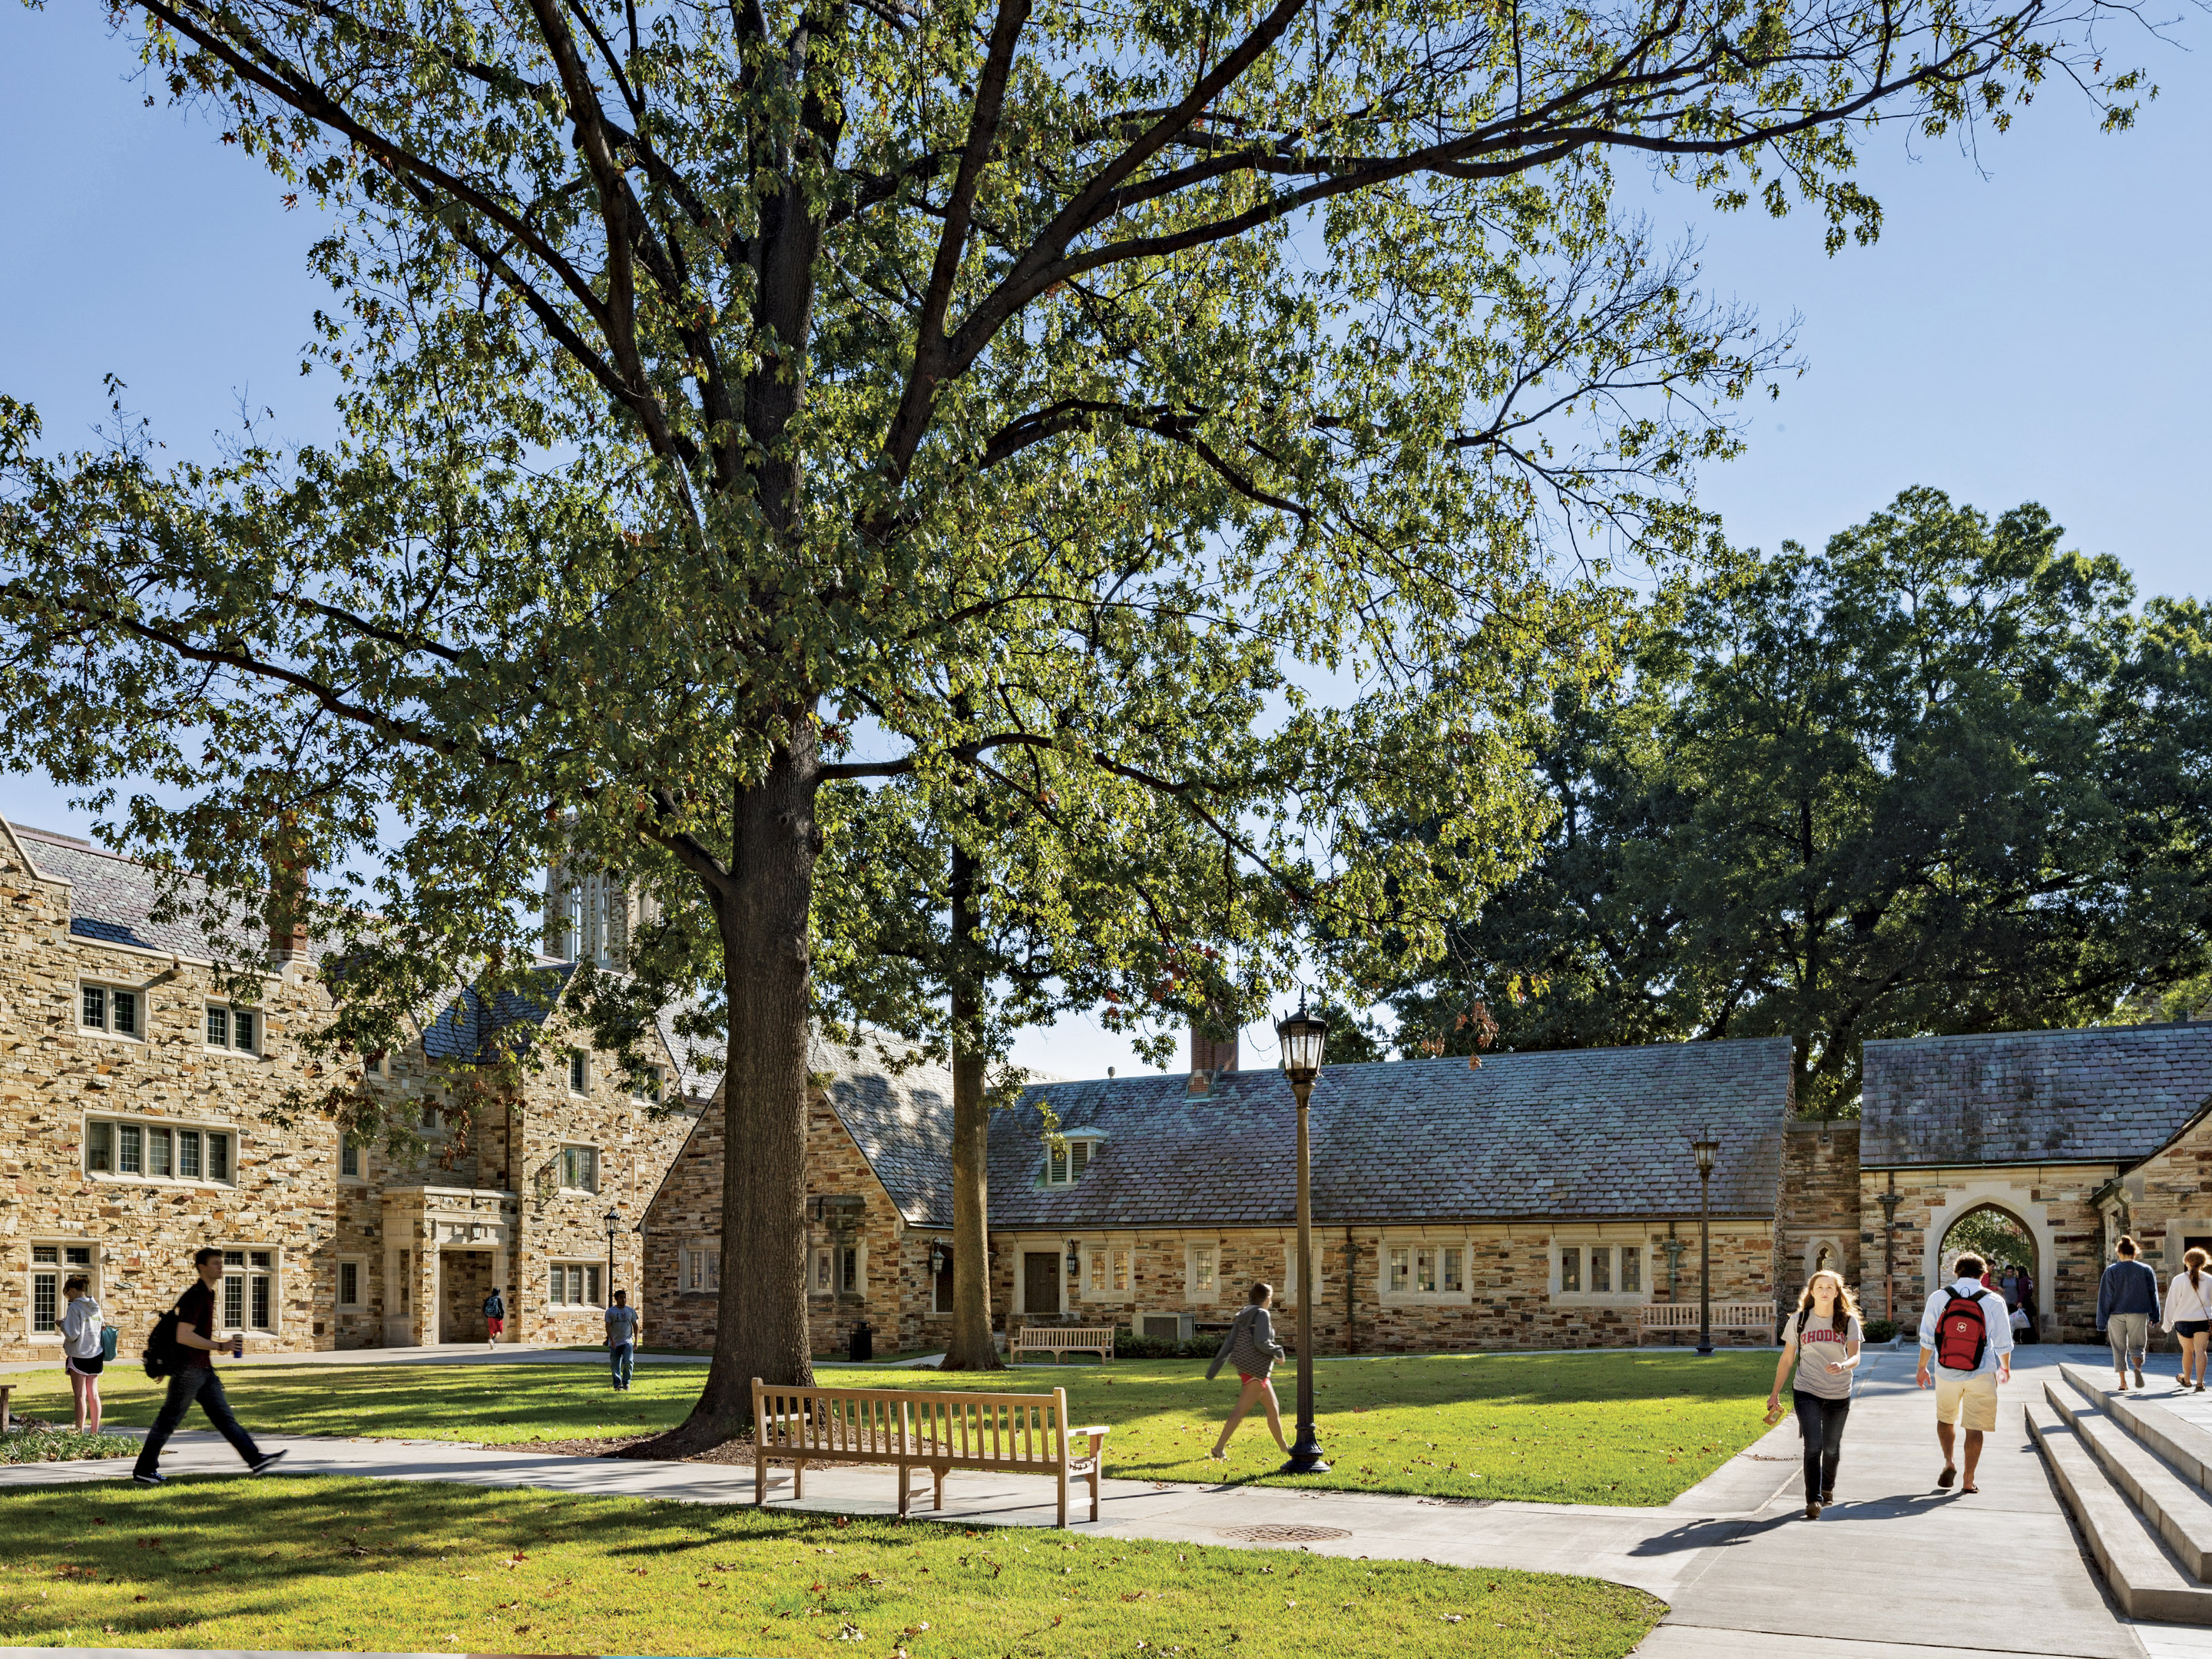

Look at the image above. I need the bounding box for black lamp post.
[1277,1002,1330,1475]
[602,1204,621,1305]
[1690,1131,1719,1356]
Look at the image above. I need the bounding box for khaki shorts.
[1934,1370,2000,1432]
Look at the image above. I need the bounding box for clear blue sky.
[4,3,2207,1080]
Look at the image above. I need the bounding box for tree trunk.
[939,836,1003,1371]
[637,723,822,1453]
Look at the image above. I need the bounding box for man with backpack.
[131,1247,286,1487]
[482,1286,506,1350]
[1916,1252,2015,1494]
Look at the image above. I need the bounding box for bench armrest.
[1071,1425,1111,1439]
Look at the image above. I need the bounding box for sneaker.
[131,1471,165,1488]
[2137,1364,2147,1388]
[247,1450,288,1476]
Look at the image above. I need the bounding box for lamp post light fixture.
[1277,1000,1330,1475]
[1690,1131,1719,1357]
[602,1204,621,1306]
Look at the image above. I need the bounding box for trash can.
[849,1320,873,1363]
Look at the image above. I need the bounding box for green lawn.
[0,1478,1664,1658]
[6,1349,1779,1505]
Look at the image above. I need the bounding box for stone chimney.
[1187,1020,1238,1095]
[266,830,312,965]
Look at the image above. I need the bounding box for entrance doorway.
[1022,1250,1062,1319]
[440,1250,495,1343]
[1939,1204,2039,1343]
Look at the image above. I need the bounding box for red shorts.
[487,1318,505,1335]
[1239,1373,1266,1385]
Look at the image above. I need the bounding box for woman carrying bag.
[59,1274,107,1433]
[1206,1282,1290,1462]
[1765,1268,1864,1520]
[2168,1247,2212,1392]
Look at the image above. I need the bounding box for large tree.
[1392,488,2212,1109]
[0,0,2144,1443]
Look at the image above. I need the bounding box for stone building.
[2,816,699,1362]
[643,1029,1804,1356]
[1859,1022,2212,1343]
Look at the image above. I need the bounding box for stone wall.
[2099,1115,2212,1289]
[1856,1161,2112,1343]
[1776,1121,1862,1303]
[1,822,695,1360]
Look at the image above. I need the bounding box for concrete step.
[2061,1362,2212,1496]
[2027,1396,2212,1623]
[2045,1376,2212,1579]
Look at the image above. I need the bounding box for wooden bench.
[0,1382,11,1432]
[1636,1300,1778,1346]
[1010,1325,1115,1364]
[752,1377,1111,1527]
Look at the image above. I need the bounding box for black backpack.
[142,1303,186,1379]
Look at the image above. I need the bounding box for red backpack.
[1934,1286,1989,1371]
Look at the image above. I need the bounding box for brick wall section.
[1775,1122,1862,1300]
[0,822,694,1359]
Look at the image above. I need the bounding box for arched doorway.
[1939,1202,2040,1343]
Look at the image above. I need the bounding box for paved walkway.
[8,1343,2212,1657]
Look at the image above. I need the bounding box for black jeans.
[1793,1392,1852,1503]
[131,1366,266,1477]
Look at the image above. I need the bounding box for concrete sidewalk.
[0,1343,714,1377]
[5,1343,2207,1657]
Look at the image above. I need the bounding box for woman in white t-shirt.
[1765,1269,1864,1520]
[2167,1248,2212,1392]
[58,1275,106,1432]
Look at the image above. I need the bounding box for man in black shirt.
[131,1247,286,1486]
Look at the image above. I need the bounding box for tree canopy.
[0,0,2152,1436]
[1391,488,2212,1111]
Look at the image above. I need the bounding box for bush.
[0,1424,134,1465]
[1861,1317,1899,1344]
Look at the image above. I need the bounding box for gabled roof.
[421,968,575,1063]
[5,819,329,965]
[1862,1023,2212,1169]
[830,1035,1793,1230]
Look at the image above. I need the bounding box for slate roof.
[845,1036,1792,1230]
[8,820,329,963]
[1861,1023,2212,1169]
[813,1037,958,1226]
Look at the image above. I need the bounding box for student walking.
[482,1287,505,1351]
[2097,1236,2161,1392]
[59,1275,107,1433]
[1917,1252,2014,1494]
[604,1289,639,1390]
[131,1247,286,1486]
[1206,1282,1290,1461]
[2168,1248,2212,1392]
[1766,1269,1864,1519]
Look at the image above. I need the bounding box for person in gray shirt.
[1766,1269,1864,1519]
[1207,1282,1290,1461]
[604,1289,640,1390]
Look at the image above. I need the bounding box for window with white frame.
[1380,1238,1472,1304]
[28,1243,98,1336]
[220,1249,278,1333]
[568,1049,590,1094]
[548,1262,603,1307]
[79,981,143,1041]
[632,1065,664,1104]
[205,1002,260,1055]
[336,1258,364,1309]
[681,1241,720,1294]
[558,1144,600,1193]
[810,1242,862,1298]
[1185,1242,1219,1300]
[1042,1133,1104,1186]
[1553,1239,1646,1303]
[1082,1244,1133,1301]
[85,1115,233,1185]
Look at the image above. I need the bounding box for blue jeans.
[610,1342,634,1388]
[132,1366,266,1477]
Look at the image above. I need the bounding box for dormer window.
[1043,1132,1104,1187]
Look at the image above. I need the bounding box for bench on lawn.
[751,1377,1111,1527]
[0,1382,11,1432]
[1636,1300,1778,1346]
[1010,1324,1115,1364]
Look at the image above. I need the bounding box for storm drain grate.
[1216,1524,1353,1543]
[1416,1497,1497,1508]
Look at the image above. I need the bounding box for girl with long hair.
[2167,1247,2212,1392]
[1765,1268,1864,1519]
